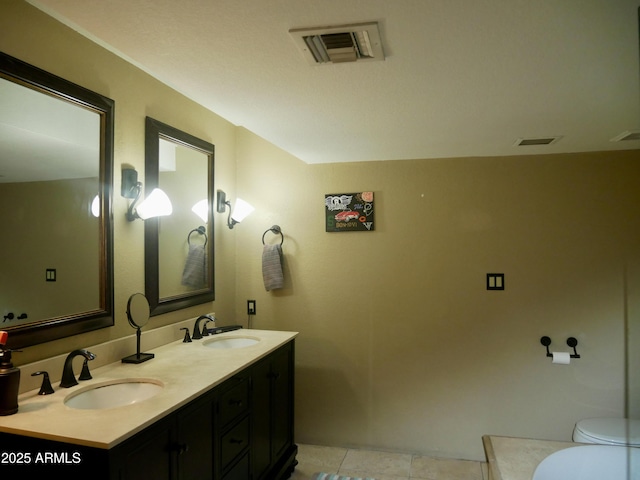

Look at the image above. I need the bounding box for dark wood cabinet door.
[119,416,174,480]
[251,342,295,480]
[177,394,214,480]
[271,345,293,460]
[251,356,272,479]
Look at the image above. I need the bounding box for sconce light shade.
[217,189,254,229]
[122,167,173,221]
[231,198,255,224]
[136,188,173,220]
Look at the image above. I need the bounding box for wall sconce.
[216,189,254,229]
[121,167,173,221]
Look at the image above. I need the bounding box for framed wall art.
[325,191,375,232]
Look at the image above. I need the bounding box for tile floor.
[289,444,488,480]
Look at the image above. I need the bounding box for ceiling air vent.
[514,136,562,146]
[289,22,385,65]
[610,130,640,142]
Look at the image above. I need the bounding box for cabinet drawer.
[220,417,249,470]
[219,377,249,426]
[222,452,249,480]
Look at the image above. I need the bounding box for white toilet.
[573,418,640,447]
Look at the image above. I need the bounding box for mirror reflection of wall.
[0,75,103,327]
[158,139,209,299]
[0,178,100,324]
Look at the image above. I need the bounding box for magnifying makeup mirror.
[122,293,154,364]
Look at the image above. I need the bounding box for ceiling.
[29,0,640,164]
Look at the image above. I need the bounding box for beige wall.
[235,128,640,460]
[2,0,639,463]
[0,1,238,363]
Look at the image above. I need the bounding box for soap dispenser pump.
[0,333,20,415]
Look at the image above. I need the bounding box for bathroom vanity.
[0,329,297,480]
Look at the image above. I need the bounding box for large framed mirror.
[144,117,214,315]
[0,52,114,349]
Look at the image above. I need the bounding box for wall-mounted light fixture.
[216,189,254,229]
[121,167,173,221]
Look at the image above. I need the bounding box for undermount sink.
[203,336,260,349]
[64,378,164,410]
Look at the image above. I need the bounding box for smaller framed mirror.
[144,117,215,315]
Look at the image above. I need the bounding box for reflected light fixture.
[216,189,255,229]
[121,167,173,221]
[91,194,100,218]
[192,199,209,223]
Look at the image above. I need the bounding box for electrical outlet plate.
[247,300,256,315]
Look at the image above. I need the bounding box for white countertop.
[0,329,297,449]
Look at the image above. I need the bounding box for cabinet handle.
[229,438,244,445]
[170,443,190,455]
[268,372,281,380]
[228,399,243,407]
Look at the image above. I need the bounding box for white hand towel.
[262,244,284,291]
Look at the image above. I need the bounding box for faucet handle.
[181,327,192,343]
[79,358,93,381]
[31,371,55,395]
[201,319,214,337]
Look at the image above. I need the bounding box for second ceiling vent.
[289,22,385,65]
[514,136,563,146]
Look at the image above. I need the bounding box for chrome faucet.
[192,314,216,340]
[60,349,96,388]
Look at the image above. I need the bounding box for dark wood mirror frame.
[144,117,215,316]
[0,51,115,349]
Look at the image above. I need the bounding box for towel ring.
[188,226,207,247]
[262,225,283,246]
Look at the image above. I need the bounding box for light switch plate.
[487,273,504,290]
[46,268,56,282]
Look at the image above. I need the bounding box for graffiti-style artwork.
[325,192,375,232]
